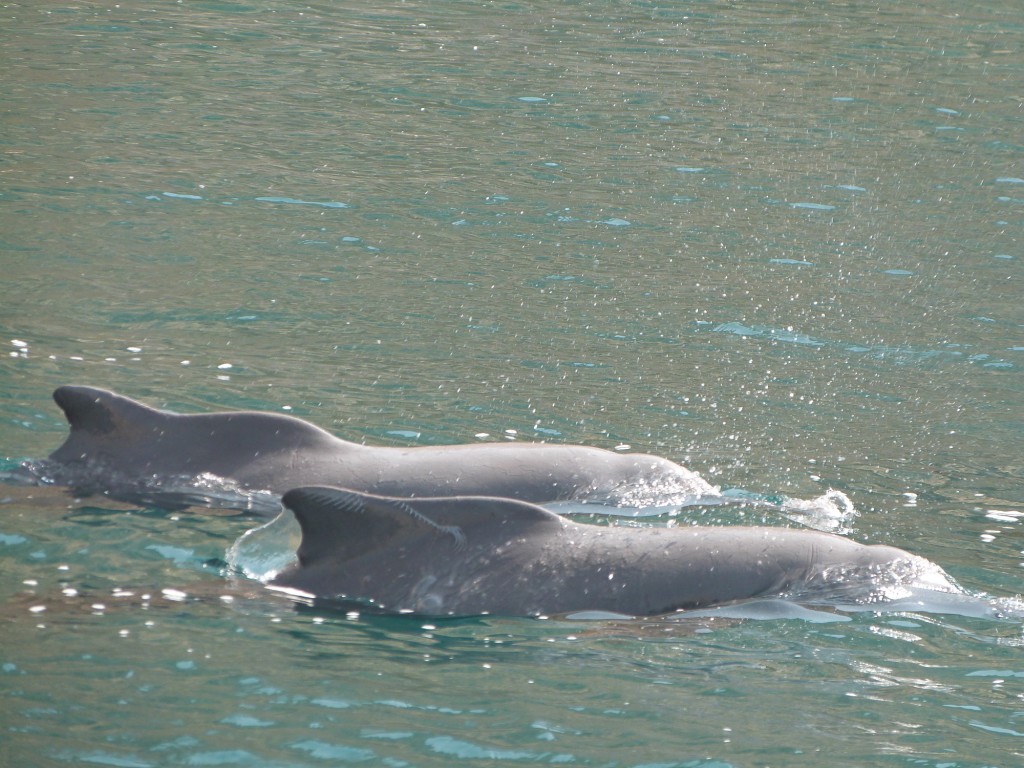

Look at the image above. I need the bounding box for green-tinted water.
[2,1,1022,765]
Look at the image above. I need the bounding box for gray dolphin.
[268,486,939,617]
[45,385,710,511]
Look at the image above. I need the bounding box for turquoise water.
[2,0,1022,765]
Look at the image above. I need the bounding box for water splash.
[795,555,1019,621]
[581,465,719,509]
[227,509,300,581]
[677,556,1011,622]
[779,488,858,533]
[564,469,859,534]
[808,553,963,604]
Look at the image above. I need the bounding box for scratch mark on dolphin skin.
[391,498,467,549]
[300,488,466,548]
[310,489,365,515]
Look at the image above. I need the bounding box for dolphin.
[267,486,942,617]
[44,385,712,511]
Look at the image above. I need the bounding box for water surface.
[2,1,1022,766]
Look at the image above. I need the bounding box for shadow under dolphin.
[265,486,959,618]
[38,385,714,514]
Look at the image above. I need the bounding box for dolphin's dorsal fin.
[282,487,562,566]
[283,486,465,565]
[53,385,163,438]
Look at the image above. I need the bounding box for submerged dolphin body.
[45,385,711,512]
[269,486,941,617]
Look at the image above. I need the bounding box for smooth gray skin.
[47,385,703,509]
[270,486,921,617]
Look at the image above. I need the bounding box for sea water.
[2,1,1022,765]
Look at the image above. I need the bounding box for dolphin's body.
[268,486,935,617]
[45,385,711,511]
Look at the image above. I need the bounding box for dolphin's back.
[271,487,930,618]
[48,385,344,481]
